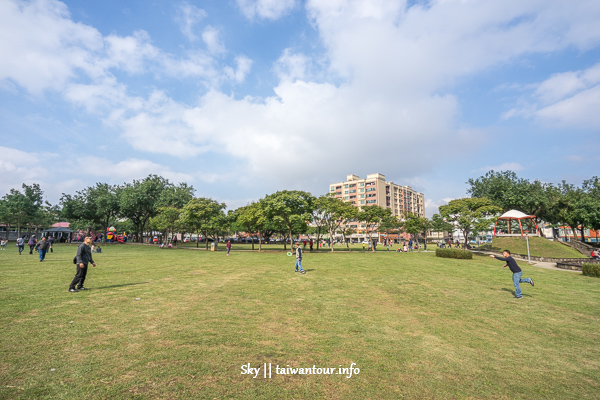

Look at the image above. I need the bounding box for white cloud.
[3,0,600,202]
[176,2,207,41]
[0,0,243,97]
[202,25,225,55]
[275,49,311,81]
[504,62,600,129]
[0,146,55,184]
[0,0,103,94]
[104,30,160,73]
[425,197,455,218]
[82,156,195,184]
[224,55,253,83]
[236,0,296,20]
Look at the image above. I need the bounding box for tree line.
[0,174,441,250]
[3,171,596,247]
[438,171,600,245]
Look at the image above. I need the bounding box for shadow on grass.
[95,282,149,290]
[501,288,532,298]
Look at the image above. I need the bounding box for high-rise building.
[329,173,425,219]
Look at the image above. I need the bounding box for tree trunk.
[258,230,262,252]
[580,226,586,242]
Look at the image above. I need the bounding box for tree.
[310,196,331,251]
[439,198,502,249]
[377,210,403,247]
[551,182,588,242]
[1,183,44,239]
[467,170,553,224]
[261,190,315,250]
[581,177,600,232]
[357,205,387,251]
[430,214,454,238]
[150,206,182,244]
[181,198,226,249]
[314,195,357,252]
[235,202,262,250]
[403,214,432,251]
[61,183,121,241]
[119,175,186,243]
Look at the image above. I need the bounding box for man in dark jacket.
[490,250,534,299]
[28,236,37,255]
[69,237,97,292]
[34,237,50,262]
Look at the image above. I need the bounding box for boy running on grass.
[490,250,534,299]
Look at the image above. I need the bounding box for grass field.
[1,244,599,399]
[485,237,587,259]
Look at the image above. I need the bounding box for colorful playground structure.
[106,227,127,243]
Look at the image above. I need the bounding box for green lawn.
[484,236,587,259]
[1,244,599,399]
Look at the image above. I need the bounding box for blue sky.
[1,0,600,216]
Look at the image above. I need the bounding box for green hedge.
[435,248,473,260]
[582,263,600,277]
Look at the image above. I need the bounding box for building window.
[366,188,376,192]
[367,200,376,204]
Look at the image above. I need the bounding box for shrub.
[582,263,600,278]
[435,248,473,260]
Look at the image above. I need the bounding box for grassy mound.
[487,236,586,258]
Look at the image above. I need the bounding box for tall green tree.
[377,210,403,247]
[261,190,315,250]
[181,198,226,249]
[150,206,183,244]
[119,175,189,243]
[403,213,432,251]
[314,195,357,252]
[581,177,600,232]
[439,198,502,249]
[234,202,263,250]
[61,183,121,241]
[1,183,44,238]
[430,213,454,237]
[358,205,387,251]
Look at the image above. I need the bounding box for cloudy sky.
[1,0,599,216]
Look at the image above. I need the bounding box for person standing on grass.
[48,236,54,253]
[28,235,36,255]
[226,240,231,256]
[35,237,50,262]
[295,242,306,274]
[490,250,534,299]
[17,236,25,255]
[69,237,96,292]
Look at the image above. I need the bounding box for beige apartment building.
[329,173,425,219]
